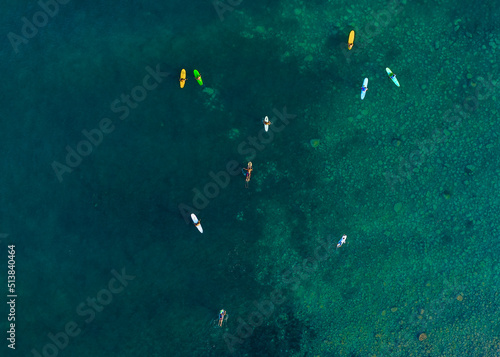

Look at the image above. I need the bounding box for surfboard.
[337,235,347,248]
[386,68,400,87]
[193,70,203,85]
[180,69,186,88]
[348,30,355,50]
[361,78,368,100]
[191,213,203,233]
[263,116,270,132]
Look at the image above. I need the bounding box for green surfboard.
[193,70,203,86]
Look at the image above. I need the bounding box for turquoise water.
[1,0,499,356]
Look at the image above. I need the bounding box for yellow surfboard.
[180,69,186,88]
[348,30,355,50]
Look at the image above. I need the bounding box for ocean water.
[1,0,499,356]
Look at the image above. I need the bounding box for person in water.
[337,234,347,248]
[219,310,227,326]
[242,162,253,188]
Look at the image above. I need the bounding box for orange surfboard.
[180,69,186,88]
[348,30,355,50]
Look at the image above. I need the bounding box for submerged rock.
[203,87,215,96]
[310,139,320,148]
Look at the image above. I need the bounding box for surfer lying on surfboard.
[242,162,253,188]
[386,68,400,87]
[337,235,347,248]
[263,116,272,131]
[218,309,227,326]
[348,30,355,50]
[191,213,203,233]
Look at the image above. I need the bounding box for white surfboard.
[337,234,347,248]
[191,213,203,233]
[263,116,270,132]
[361,78,368,100]
[386,68,400,87]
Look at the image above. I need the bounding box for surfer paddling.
[361,78,369,100]
[242,162,253,188]
[218,309,227,326]
[179,69,187,88]
[337,234,347,248]
[348,30,355,50]
[194,69,203,85]
[263,116,272,132]
[190,213,203,233]
[386,68,400,87]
